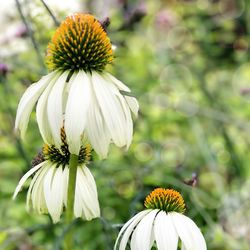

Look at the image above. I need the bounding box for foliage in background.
[0,0,250,249]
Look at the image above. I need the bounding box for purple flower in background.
[0,63,9,77]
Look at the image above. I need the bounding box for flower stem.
[65,154,78,250]
[40,0,60,26]
[15,0,45,70]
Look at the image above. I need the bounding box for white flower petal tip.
[114,210,207,250]
[13,162,100,223]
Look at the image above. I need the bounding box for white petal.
[85,87,111,159]
[13,162,44,199]
[125,96,139,117]
[26,164,44,211]
[92,72,127,147]
[62,166,69,206]
[47,71,69,149]
[81,166,98,199]
[104,74,139,149]
[30,162,50,213]
[43,165,64,223]
[171,212,207,250]
[104,75,136,146]
[101,77,134,147]
[154,211,178,250]
[74,168,89,218]
[65,71,91,154]
[105,72,139,116]
[26,162,47,209]
[51,166,64,222]
[130,210,158,250]
[116,93,133,149]
[80,166,100,219]
[114,210,151,250]
[104,73,131,92]
[15,71,57,138]
[36,72,60,144]
[74,166,100,220]
[43,165,55,213]
[74,179,82,218]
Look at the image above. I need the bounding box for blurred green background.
[1,0,250,249]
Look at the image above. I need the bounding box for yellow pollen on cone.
[144,188,186,213]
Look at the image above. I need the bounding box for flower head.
[15,13,139,159]
[46,13,113,72]
[144,188,185,213]
[114,188,207,250]
[13,132,99,223]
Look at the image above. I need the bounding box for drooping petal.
[13,162,44,199]
[36,72,60,144]
[101,77,134,147]
[26,164,44,211]
[30,162,50,214]
[65,71,91,154]
[171,212,207,250]
[47,71,69,149]
[15,71,57,138]
[91,72,127,147]
[51,165,64,222]
[104,73,131,92]
[62,166,69,206]
[81,166,98,199]
[130,210,158,250]
[116,93,133,149]
[114,210,152,250]
[73,178,82,218]
[43,164,64,223]
[74,166,100,220]
[105,72,139,116]
[85,86,111,158]
[124,96,139,117]
[74,168,90,219]
[154,211,178,250]
[43,165,55,214]
[105,73,139,149]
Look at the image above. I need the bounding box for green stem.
[40,0,60,26]
[65,154,78,250]
[15,0,45,69]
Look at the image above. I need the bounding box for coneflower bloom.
[114,188,207,250]
[15,13,139,158]
[13,129,100,223]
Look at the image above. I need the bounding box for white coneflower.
[13,130,100,223]
[15,13,139,158]
[114,188,207,250]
